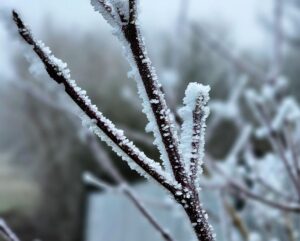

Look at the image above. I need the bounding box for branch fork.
[12,1,215,240]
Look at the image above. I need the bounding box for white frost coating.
[32,35,179,189]
[179,83,210,180]
[124,48,177,176]
[132,67,175,174]
[80,113,180,189]
[79,110,178,188]
[90,0,178,176]
[90,0,121,28]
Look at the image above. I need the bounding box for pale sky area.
[0,0,273,78]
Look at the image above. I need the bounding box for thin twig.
[12,10,178,194]
[255,176,296,202]
[256,103,300,199]
[123,187,174,241]
[227,182,300,212]
[128,0,137,24]
[283,126,300,183]
[0,219,20,241]
[190,95,207,186]
[206,156,300,212]
[123,16,187,186]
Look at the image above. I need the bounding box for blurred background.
[1,0,300,241]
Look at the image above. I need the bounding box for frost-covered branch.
[91,2,215,239]
[0,219,20,241]
[92,0,118,26]
[179,83,210,188]
[13,3,215,240]
[9,36,175,241]
[128,0,137,24]
[12,10,178,194]
[91,0,187,185]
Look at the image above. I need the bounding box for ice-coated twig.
[0,219,20,241]
[91,2,215,240]
[9,12,176,241]
[92,0,118,27]
[12,10,179,194]
[128,0,137,24]
[91,0,187,184]
[14,4,215,240]
[124,18,185,183]
[179,83,210,187]
[10,45,177,241]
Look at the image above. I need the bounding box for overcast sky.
[1,0,272,45]
[0,0,273,78]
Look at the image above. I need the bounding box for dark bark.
[12,6,215,241]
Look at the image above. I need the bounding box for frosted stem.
[179,83,210,187]
[13,3,216,240]
[12,10,178,194]
[0,219,20,241]
[122,21,187,185]
[128,0,137,24]
[190,90,209,187]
